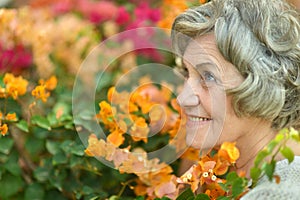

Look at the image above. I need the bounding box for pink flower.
[115,7,130,25]
[134,2,160,22]
[52,0,73,15]
[76,0,118,24]
[0,44,32,73]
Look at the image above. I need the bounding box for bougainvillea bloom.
[32,76,57,102]
[31,85,50,102]
[0,124,8,136]
[5,113,17,121]
[177,142,240,193]
[0,44,33,73]
[3,73,28,99]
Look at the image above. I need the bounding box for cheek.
[209,88,228,119]
[217,96,246,143]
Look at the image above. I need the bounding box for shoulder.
[241,156,300,200]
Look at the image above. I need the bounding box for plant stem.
[117,179,135,197]
[10,126,35,184]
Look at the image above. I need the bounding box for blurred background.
[0,0,299,200]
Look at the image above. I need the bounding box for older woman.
[171,0,300,198]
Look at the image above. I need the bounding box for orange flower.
[5,113,17,121]
[96,101,116,130]
[198,159,219,185]
[0,124,8,136]
[157,0,188,31]
[0,87,6,98]
[32,76,57,102]
[134,179,148,196]
[84,134,106,157]
[177,142,240,194]
[148,104,164,123]
[218,142,240,163]
[107,86,115,102]
[181,148,201,161]
[130,91,153,114]
[3,73,28,99]
[31,85,50,102]
[44,75,57,90]
[177,164,202,192]
[205,180,226,200]
[130,117,149,143]
[107,128,125,147]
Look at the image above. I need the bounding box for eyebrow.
[195,62,221,74]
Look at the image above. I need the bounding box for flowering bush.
[1,0,299,200]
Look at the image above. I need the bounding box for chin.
[185,134,216,151]
[186,134,203,149]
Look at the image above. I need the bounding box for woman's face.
[177,33,262,150]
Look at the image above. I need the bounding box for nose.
[177,81,199,107]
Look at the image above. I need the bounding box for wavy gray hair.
[171,0,300,130]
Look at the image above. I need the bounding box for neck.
[234,121,276,177]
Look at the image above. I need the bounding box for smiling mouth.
[188,116,212,122]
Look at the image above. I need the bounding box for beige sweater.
[241,156,300,200]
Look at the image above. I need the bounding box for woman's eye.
[202,71,216,82]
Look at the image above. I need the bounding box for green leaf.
[34,167,50,182]
[218,183,228,192]
[47,112,58,126]
[280,146,295,163]
[59,114,72,122]
[52,152,68,165]
[31,115,51,130]
[82,186,94,195]
[262,161,276,181]
[71,145,85,156]
[250,167,262,181]
[176,188,194,200]
[0,137,14,154]
[4,151,21,176]
[195,193,210,200]
[60,141,84,156]
[64,122,74,130]
[25,137,44,158]
[254,149,269,167]
[225,171,238,182]
[109,195,119,200]
[44,189,66,200]
[25,183,45,200]
[217,197,231,200]
[46,140,61,155]
[277,129,288,140]
[289,128,300,142]
[49,168,67,191]
[231,178,244,197]
[0,173,25,199]
[266,140,279,153]
[16,120,29,132]
[70,155,83,167]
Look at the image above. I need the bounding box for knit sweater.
[241,156,300,200]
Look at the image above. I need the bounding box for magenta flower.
[134,2,160,23]
[52,0,73,15]
[116,6,130,25]
[0,44,32,73]
[76,0,118,24]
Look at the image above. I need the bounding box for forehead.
[183,34,226,70]
[182,33,244,85]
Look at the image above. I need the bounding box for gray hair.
[171,0,300,130]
